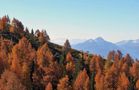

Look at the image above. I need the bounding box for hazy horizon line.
[51,36,139,45]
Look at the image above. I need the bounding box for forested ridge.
[0,15,139,90]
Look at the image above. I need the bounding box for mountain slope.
[72,37,122,57]
[72,37,139,59]
[116,39,139,59]
[1,15,138,90]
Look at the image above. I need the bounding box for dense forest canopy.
[0,15,139,90]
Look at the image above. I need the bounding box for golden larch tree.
[66,52,75,73]
[45,82,53,90]
[136,79,139,90]
[95,72,104,90]
[130,62,139,79]
[10,37,36,89]
[74,69,90,90]
[43,62,63,88]
[0,70,26,90]
[10,37,35,74]
[37,43,54,68]
[104,64,119,90]
[117,72,130,90]
[57,75,71,90]
[66,52,73,62]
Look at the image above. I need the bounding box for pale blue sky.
[0,0,139,43]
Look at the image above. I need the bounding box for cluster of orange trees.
[0,16,139,90]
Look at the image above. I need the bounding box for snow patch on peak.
[94,37,105,42]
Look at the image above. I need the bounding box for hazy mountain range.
[72,37,139,59]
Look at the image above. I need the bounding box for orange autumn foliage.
[0,16,138,90]
[57,75,71,90]
[136,79,139,90]
[104,64,119,90]
[0,15,10,30]
[95,72,104,90]
[37,43,54,67]
[89,55,103,73]
[66,62,75,73]
[66,52,73,62]
[10,37,35,75]
[43,62,62,87]
[0,70,26,90]
[74,69,90,90]
[130,62,139,79]
[117,72,130,90]
[45,82,53,90]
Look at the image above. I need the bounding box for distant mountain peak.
[86,39,93,42]
[73,37,139,59]
[95,37,105,42]
[84,37,105,43]
[133,39,139,43]
[117,39,139,45]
